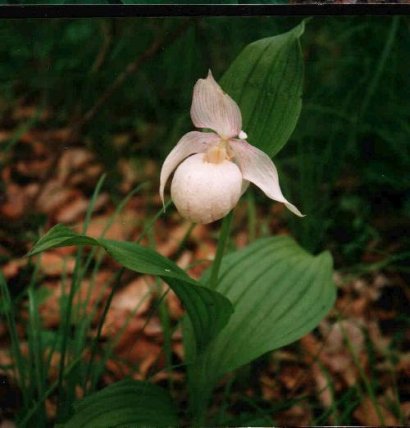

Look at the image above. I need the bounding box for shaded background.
[1,16,409,255]
[0,16,409,425]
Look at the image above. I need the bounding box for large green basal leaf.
[29,224,233,351]
[62,379,178,428]
[200,236,335,381]
[220,21,305,157]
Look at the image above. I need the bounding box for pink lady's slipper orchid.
[160,71,303,224]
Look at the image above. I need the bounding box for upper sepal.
[190,71,242,140]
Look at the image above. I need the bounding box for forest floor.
[0,104,409,426]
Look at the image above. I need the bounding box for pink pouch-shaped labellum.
[159,131,220,205]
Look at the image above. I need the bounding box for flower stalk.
[208,211,234,290]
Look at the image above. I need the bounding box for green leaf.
[28,225,233,351]
[220,21,305,157]
[28,224,98,256]
[63,379,178,428]
[199,236,335,381]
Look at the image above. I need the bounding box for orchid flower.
[160,71,303,224]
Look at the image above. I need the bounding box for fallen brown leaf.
[35,180,80,215]
[83,208,139,241]
[0,184,27,219]
[55,193,108,224]
[110,276,153,315]
[38,252,76,276]
[57,148,94,184]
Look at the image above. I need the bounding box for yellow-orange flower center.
[204,140,233,164]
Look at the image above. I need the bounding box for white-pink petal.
[159,131,219,205]
[190,70,242,140]
[230,139,304,217]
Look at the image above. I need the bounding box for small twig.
[90,20,113,74]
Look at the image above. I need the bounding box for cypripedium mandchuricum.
[160,71,303,224]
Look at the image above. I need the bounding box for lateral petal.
[159,131,219,205]
[230,139,304,217]
[191,70,242,140]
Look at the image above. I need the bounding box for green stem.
[208,211,233,290]
[189,211,234,425]
[189,357,214,427]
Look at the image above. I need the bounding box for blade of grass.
[79,182,147,321]
[56,174,106,419]
[26,265,47,426]
[89,287,171,392]
[386,352,405,425]
[314,385,361,425]
[340,319,386,426]
[0,272,28,407]
[70,182,148,385]
[310,360,341,425]
[145,221,174,394]
[339,386,362,424]
[88,279,155,391]
[108,287,186,384]
[84,200,172,392]
[18,354,84,428]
